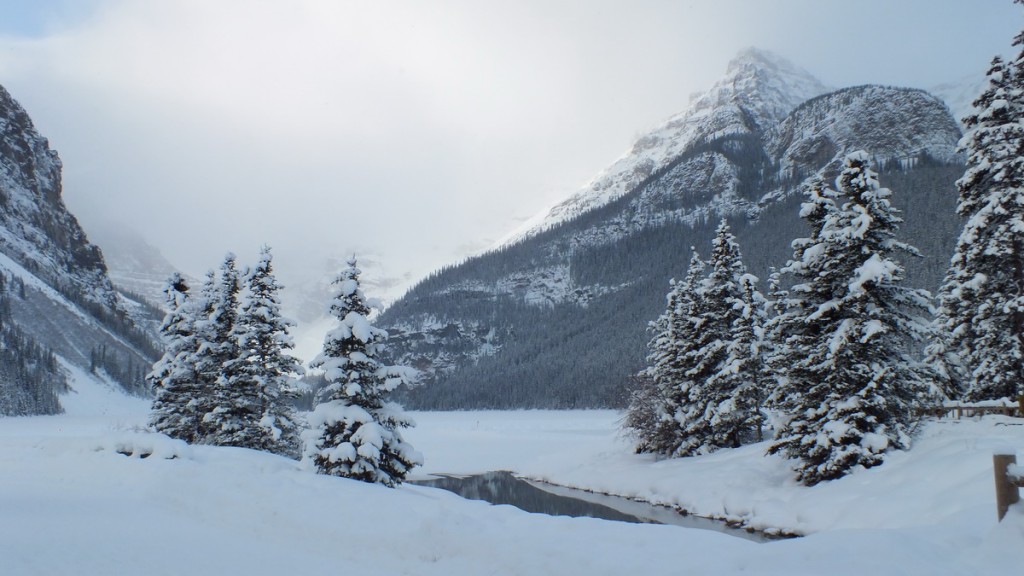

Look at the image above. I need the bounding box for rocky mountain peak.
[690,47,829,130]
[0,86,60,200]
[499,48,829,245]
[768,85,962,179]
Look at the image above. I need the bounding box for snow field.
[408,411,1021,532]
[1,375,1023,575]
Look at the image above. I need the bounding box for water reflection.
[414,471,768,542]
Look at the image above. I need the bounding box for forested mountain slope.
[379,50,964,409]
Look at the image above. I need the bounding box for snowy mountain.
[0,84,159,414]
[768,85,961,176]
[380,49,965,409]
[500,48,829,245]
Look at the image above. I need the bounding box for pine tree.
[765,177,833,416]
[628,222,766,456]
[304,257,421,486]
[921,330,966,400]
[148,273,204,442]
[671,221,763,454]
[235,246,304,458]
[196,254,257,446]
[935,40,1024,401]
[628,249,705,455]
[768,152,933,485]
[721,273,770,443]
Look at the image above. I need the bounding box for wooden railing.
[994,453,1024,521]
[920,402,1023,521]
[919,398,1024,420]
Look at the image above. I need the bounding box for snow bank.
[2,372,1022,575]
[408,411,1024,535]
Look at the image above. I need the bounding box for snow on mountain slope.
[0,85,119,310]
[0,83,158,411]
[495,84,961,291]
[499,48,828,245]
[85,222,185,307]
[565,149,750,252]
[768,85,962,180]
[379,47,965,409]
[58,361,150,418]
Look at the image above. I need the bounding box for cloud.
[0,0,1018,312]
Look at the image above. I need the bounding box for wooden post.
[994,453,1020,521]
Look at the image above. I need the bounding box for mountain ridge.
[0,84,159,414]
[380,49,965,409]
[498,48,830,247]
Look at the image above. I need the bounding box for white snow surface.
[2,370,1023,575]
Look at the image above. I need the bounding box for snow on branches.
[767,153,932,485]
[148,249,303,458]
[935,44,1024,402]
[304,257,421,487]
[628,221,767,457]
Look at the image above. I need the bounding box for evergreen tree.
[304,258,421,486]
[628,221,765,456]
[721,273,770,443]
[935,41,1024,401]
[768,152,933,485]
[628,249,705,455]
[671,221,762,454]
[921,330,966,400]
[197,254,259,446]
[235,246,304,458]
[148,273,206,442]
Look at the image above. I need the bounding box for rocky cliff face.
[381,50,966,409]
[0,86,118,309]
[768,85,961,179]
[0,85,159,415]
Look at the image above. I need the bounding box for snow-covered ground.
[2,372,1023,575]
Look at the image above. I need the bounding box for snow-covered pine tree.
[765,177,832,414]
[196,254,259,446]
[628,221,766,457]
[627,249,705,455]
[235,246,304,458]
[768,152,933,485]
[149,273,204,442]
[935,45,1024,402]
[720,273,770,443]
[304,258,421,486]
[670,220,762,454]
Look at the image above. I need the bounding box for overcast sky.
[0,0,1019,302]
